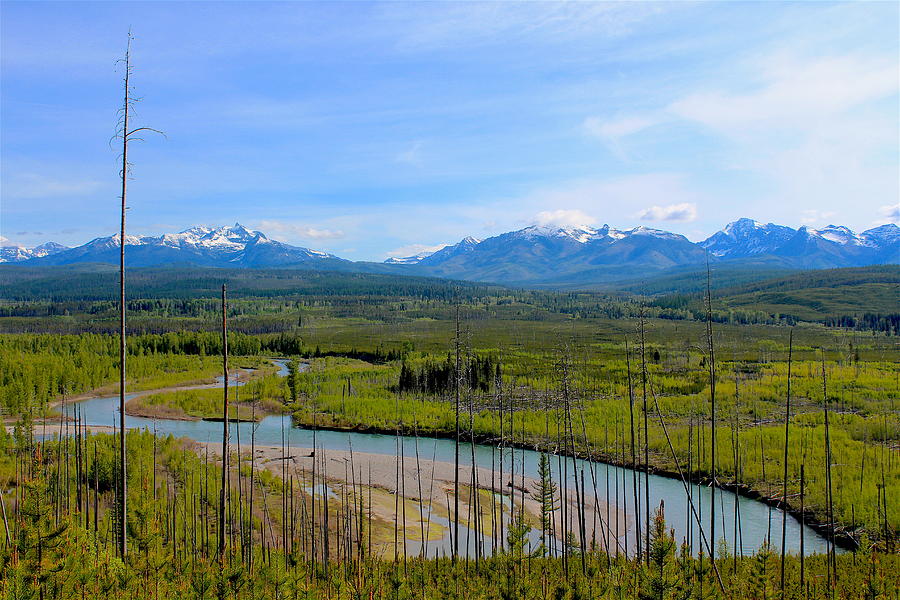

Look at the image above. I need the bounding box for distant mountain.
[700,218,899,268]
[418,237,481,265]
[414,224,708,283]
[4,219,897,287]
[6,224,347,268]
[384,252,434,265]
[700,219,796,258]
[0,241,69,263]
[384,237,482,265]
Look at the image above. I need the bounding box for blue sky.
[2,1,898,260]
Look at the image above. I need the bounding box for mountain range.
[2,219,897,286]
[2,224,348,269]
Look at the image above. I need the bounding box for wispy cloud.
[396,141,424,167]
[583,115,658,141]
[800,209,837,225]
[386,242,447,259]
[590,47,897,225]
[380,3,673,52]
[637,203,697,222]
[533,209,595,228]
[254,220,344,241]
[877,204,899,224]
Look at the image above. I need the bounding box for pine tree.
[531,452,558,555]
[640,502,677,600]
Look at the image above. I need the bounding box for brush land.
[0,264,896,598]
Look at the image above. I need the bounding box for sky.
[1,1,898,261]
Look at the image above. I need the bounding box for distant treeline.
[824,313,900,336]
[2,264,898,334]
[0,266,504,302]
[397,354,497,395]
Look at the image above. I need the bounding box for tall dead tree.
[822,350,837,595]
[219,283,229,560]
[639,312,650,562]
[704,257,717,564]
[453,300,461,561]
[116,32,131,562]
[114,31,162,559]
[779,328,794,592]
[624,337,641,560]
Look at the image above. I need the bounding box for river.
[62,359,830,557]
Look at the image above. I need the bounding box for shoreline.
[197,440,627,552]
[285,418,860,552]
[8,362,859,552]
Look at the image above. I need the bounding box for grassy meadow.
[0,266,896,598]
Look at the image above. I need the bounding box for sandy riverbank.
[198,441,628,553]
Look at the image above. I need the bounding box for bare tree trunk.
[113,31,161,559]
[822,351,836,596]
[779,328,794,592]
[639,314,650,563]
[704,260,717,566]
[453,301,461,562]
[624,337,641,560]
[800,463,805,590]
[219,283,229,561]
[117,32,131,561]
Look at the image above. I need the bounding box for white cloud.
[381,3,673,52]
[580,48,898,231]
[800,209,837,225]
[668,52,898,137]
[386,242,448,258]
[877,204,899,224]
[254,220,344,241]
[670,51,898,220]
[637,203,697,222]
[455,173,704,235]
[583,115,658,140]
[534,209,596,228]
[396,141,424,167]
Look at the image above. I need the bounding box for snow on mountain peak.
[625,226,683,240]
[797,225,865,246]
[0,240,70,263]
[861,223,900,245]
[723,218,764,235]
[519,224,599,243]
[385,251,435,264]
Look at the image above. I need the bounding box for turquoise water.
[63,359,830,557]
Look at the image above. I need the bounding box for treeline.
[824,313,900,335]
[649,295,900,332]
[0,331,419,416]
[0,266,504,302]
[397,354,498,394]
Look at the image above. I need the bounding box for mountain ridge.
[3,219,897,285]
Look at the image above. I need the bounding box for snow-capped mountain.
[418,237,481,265]
[384,237,482,265]
[14,224,344,268]
[413,223,707,283]
[384,252,434,265]
[0,241,69,263]
[699,218,796,258]
[4,219,897,285]
[700,219,899,268]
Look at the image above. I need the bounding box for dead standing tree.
[113,30,163,559]
[219,284,229,561]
